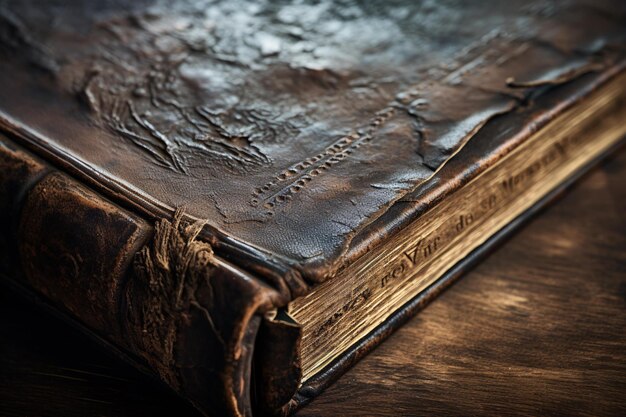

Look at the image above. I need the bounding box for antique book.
[1,1,625,416]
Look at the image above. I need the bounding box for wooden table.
[2,147,625,417]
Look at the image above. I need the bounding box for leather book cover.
[0,1,625,416]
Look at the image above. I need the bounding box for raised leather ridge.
[0,135,281,417]
[125,208,281,417]
[0,136,49,276]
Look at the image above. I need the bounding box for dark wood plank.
[1,147,625,417]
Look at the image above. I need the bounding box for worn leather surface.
[1,0,625,293]
[0,138,48,276]
[19,171,150,341]
[0,134,284,417]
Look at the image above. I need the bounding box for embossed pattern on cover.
[1,0,625,288]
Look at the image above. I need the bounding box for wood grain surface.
[2,146,626,417]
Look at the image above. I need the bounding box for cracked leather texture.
[1,0,625,290]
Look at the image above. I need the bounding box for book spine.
[0,134,276,417]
